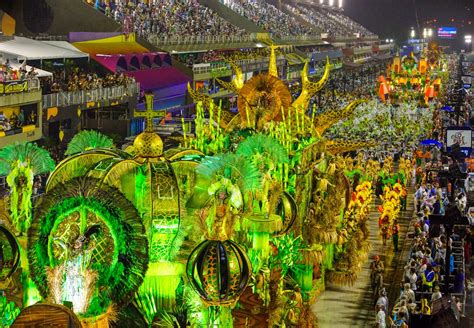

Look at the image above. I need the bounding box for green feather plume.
[65,130,114,156]
[0,142,55,175]
[236,133,289,166]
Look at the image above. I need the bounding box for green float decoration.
[0,142,55,234]
[0,294,20,327]
[186,239,251,327]
[65,130,114,156]
[28,177,148,319]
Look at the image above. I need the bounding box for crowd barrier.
[42,82,140,108]
[147,34,255,46]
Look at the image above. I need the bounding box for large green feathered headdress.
[65,130,114,156]
[187,154,261,210]
[0,142,55,176]
[236,134,289,169]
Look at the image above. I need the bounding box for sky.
[343,0,474,42]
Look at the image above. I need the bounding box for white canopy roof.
[0,37,88,60]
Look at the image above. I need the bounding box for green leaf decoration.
[65,130,114,156]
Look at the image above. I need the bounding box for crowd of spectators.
[220,0,317,37]
[91,0,245,40]
[284,3,375,38]
[40,70,135,94]
[387,179,472,326]
[176,47,290,67]
[0,59,39,83]
[88,0,375,41]
[0,110,37,133]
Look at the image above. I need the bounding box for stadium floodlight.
[320,0,324,4]
[329,0,334,6]
[338,0,343,8]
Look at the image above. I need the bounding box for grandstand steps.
[5,0,121,36]
[312,183,414,327]
[198,0,265,33]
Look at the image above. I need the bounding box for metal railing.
[278,35,322,42]
[42,82,140,108]
[147,34,255,46]
[33,34,68,41]
[192,56,287,75]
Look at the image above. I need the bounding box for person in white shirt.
[408,267,418,291]
[401,283,415,304]
[376,288,388,313]
[375,304,386,328]
[431,285,442,303]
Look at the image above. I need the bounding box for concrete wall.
[0,90,41,107]
[2,0,120,36]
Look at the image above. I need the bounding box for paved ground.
[312,188,414,328]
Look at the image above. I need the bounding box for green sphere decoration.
[186,239,251,306]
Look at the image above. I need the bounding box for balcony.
[192,56,287,80]
[42,82,140,109]
[353,46,374,55]
[0,78,42,107]
[379,43,395,52]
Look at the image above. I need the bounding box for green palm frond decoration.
[196,154,262,194]
[65,130,114,156]
[236,134,289,168]
[0,142,55,176]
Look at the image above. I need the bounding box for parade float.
[0,46,412,327]
[377,42,446,106]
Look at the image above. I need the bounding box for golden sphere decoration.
[133,131,163,158]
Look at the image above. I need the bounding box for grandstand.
[0,0,390,142]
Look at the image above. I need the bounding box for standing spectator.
[375,304,386,328]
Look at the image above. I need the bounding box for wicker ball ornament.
[186,239,251,306]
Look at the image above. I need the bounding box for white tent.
[0,36,88,61]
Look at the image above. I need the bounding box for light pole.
[465,35,473,53]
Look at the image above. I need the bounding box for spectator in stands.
[40,70,135,94]
[400,283,415,304]
[431,285,442,303]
